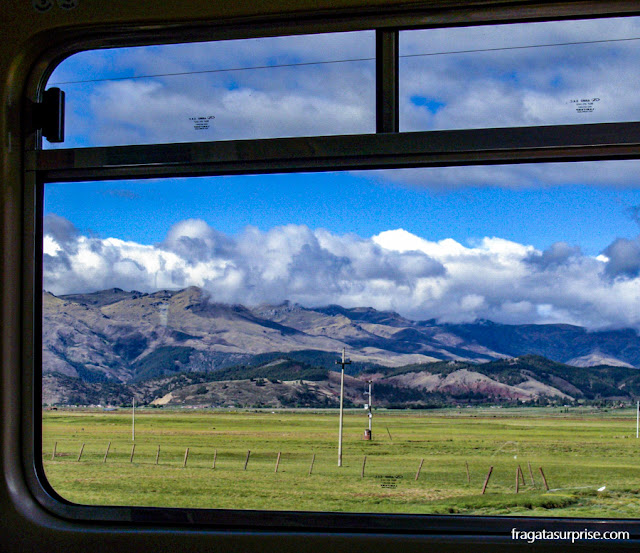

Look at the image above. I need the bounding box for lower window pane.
[42,162,640,516]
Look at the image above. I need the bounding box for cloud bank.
[366,160,640,193]
[43,215,640,331]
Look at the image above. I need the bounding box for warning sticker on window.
[190,116,216,130]
[569,98,600,113]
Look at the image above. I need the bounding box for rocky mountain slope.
[42,287,640,406]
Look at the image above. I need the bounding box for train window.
[42,161,640,519]
[45,31,375,148]
[23,6,640,539]
[400,17,640,132]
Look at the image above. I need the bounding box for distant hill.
[43,353,640,408]
[437,321,640,368]
[41,287,640,406]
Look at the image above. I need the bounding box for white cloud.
[43,217,640,331]
[86,74,373,146]
[362,160,640,192]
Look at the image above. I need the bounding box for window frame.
[21,0,640,538]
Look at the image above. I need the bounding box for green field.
[42,407,640,517]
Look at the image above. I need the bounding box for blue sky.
[42,18,640,330]
[45,170,640,256]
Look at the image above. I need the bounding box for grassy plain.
[42,407,640,517]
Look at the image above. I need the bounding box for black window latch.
[27,87,65,143]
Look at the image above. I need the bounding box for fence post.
[51,442,57,460]
[308,453,315,476]
[155,445,160,465]
[275,452,281,473]
[515,467,520,493]
[481,466,493,495]
[244,450,251,471]
[103,441,111,463]
[415,458,424,481]
[213,449,217,469]
[539,467,549,491]
[465,460,470,484]
[528,461,536,487]
[361,455,367,478]
[130,444,136,463]
[183,447,189,468]
[77,443,85,462]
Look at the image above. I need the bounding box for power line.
[400,36,640,59]
[50,57,376,85]
[49,35,640,86]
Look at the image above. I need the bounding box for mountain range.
[42,287,640,407]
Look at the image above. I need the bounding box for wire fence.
[44,440,551,494]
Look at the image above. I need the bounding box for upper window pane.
[46,32,375,148]
[400,17,640,132]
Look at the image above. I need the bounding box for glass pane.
[42,162,640,516]
[46,32,374,148]
[400,17,640,131]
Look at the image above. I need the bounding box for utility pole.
[132,397,135,442]
[364,380,373,440]
[336,348,351,467]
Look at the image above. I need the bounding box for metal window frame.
[29,122,640,181]
[22,1,640,537]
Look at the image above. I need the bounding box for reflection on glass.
[400,17,640,131]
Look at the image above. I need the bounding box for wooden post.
[465,461,470,484]
[386,427,393,441]
[130,444,136,463]
[515,467,520,493]
[244,450,251,470]
[77,443,85,462]
[308,453,315,476]
[481,466,493,495]
[103,441,111,463]
[528,461,536,487]
[415,458,424,481]
[518,465,525,486]
[183,447,189,468]
[539,467,549,491]
[51,442,57,460]
[212,449,217,469]
[361,455,367,478]
[155,445,160,465]
[275,452,281,473]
